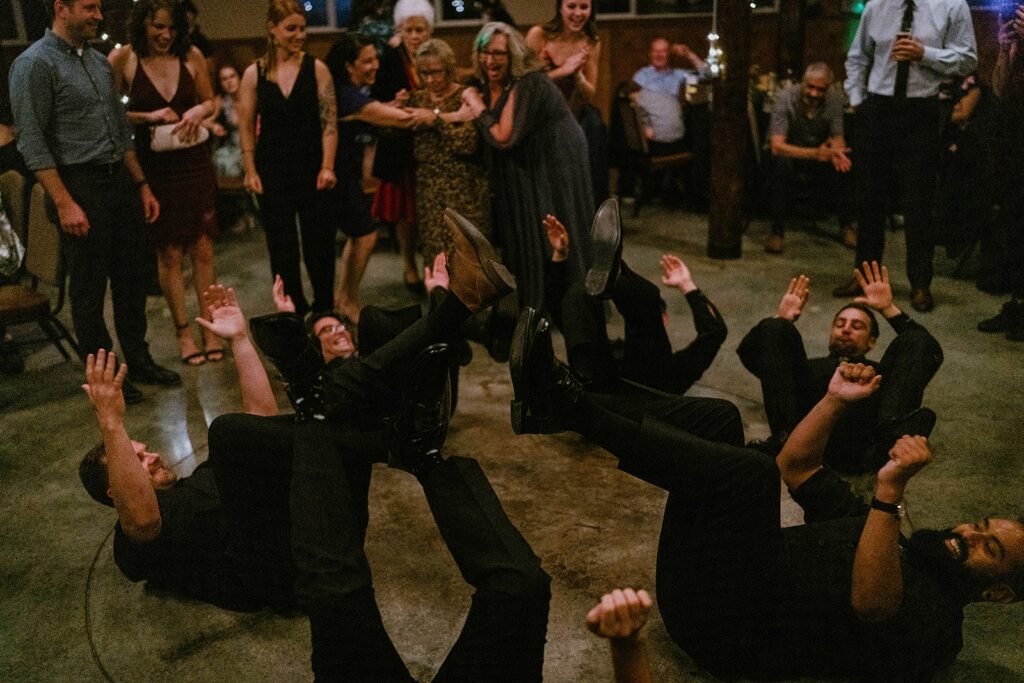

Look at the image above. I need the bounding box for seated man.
[631,38,709,156]
[545,202,726,395]
[510,312,1024,681]
[766,62,854,254]
[737,261,942,472]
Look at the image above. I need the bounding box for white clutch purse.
[150,123,210,152]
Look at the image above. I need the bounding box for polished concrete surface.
[1,206,1022,681]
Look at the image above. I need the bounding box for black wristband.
[136,178,148,187]
[870,497,903,517]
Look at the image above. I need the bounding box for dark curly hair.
[128,0,191,59]
[325,32,376,87]
[541,0,598,43]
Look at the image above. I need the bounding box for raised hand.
[543,214,570,262]
[586,588,653,640]
[827,361,882,404]
[424,252,450,292]
[82,349,128,423]
[271,274,296,313]
[197,284,247,341]
[660,253,697,293]
[853,261,899,316]
[877,435,932,495]
[776,274,810,321]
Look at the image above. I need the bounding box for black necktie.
[894,0,915,100]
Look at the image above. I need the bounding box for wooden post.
[777,0,808,79]
[707,1,753,259]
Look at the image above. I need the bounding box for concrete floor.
[1,206,1022,682]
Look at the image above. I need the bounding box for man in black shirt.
[738,260,942,472]
[510,315,1024,681]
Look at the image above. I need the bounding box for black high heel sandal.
[176,321,206,366]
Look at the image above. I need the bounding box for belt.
[58,159,123,175]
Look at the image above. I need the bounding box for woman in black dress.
[237,0,338,316]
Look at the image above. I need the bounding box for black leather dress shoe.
[910,288,934,313]
[584,198,624,298]
[388,343,451,479]
[509,307,581,434]
[250,312,327,421]
[127,354,182,386]
[121,378,144,405]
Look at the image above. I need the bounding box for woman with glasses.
[406,39,488,264]
[462,22,593,311]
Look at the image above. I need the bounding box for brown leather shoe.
[910,287,934,312]
[831,277,862,298]
[444,208,516,312]
[765,233,784,254]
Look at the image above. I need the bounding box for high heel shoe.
[176,321,206,366]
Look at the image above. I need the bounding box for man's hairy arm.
[778,362,882,491]
[851,435,932,621]
[83,350,161,542]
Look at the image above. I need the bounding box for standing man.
[837,0,977,311]
[765,62,854,255]
[10,0,180,402]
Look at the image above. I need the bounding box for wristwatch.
[432,106,442,126]
[870,497,906,519]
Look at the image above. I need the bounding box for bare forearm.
[101,421,161,541]
[771,138,819,161]
[231,334,278,416]
[851,504,904,621]
[122,150,147,184]
[34,168,73,207]
[778,394,845,490]
[609,638,653,683]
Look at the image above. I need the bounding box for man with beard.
[509,314,1024,681]
[765,62,854,254]
[737,260,942,472]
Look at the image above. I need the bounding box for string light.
[706,0,724,79]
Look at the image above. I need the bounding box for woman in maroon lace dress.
[110,0,221,365]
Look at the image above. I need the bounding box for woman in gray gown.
[462,22,593,310]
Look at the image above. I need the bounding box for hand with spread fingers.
[776,274,810,321]
[660,254,697,294]
[853,260,901,318]
[82,349,129,424]
[197,285,247,341]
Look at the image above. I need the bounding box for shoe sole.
[509,308,537,435]
[444,208,517,299]
[584,199,623,298]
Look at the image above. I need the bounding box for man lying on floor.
[510,307,1024,680]
[81,210,552,679]
[543,200,727,394]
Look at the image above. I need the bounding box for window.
[303,0,354,29]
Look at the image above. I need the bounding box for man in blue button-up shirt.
[837,0,977,313]
[9,0,180,401]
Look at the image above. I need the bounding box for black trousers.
[258,180,335,316]
[854,96,941,289]
[769,154,853,235]
[57,163,149,360]
[738,317,942,472]
[305,455,551,682]
[570,391,780,678]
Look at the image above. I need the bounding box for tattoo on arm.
[319,77,337,137]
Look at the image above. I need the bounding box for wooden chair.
[615,86,693,217]
[0,183,80,360]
